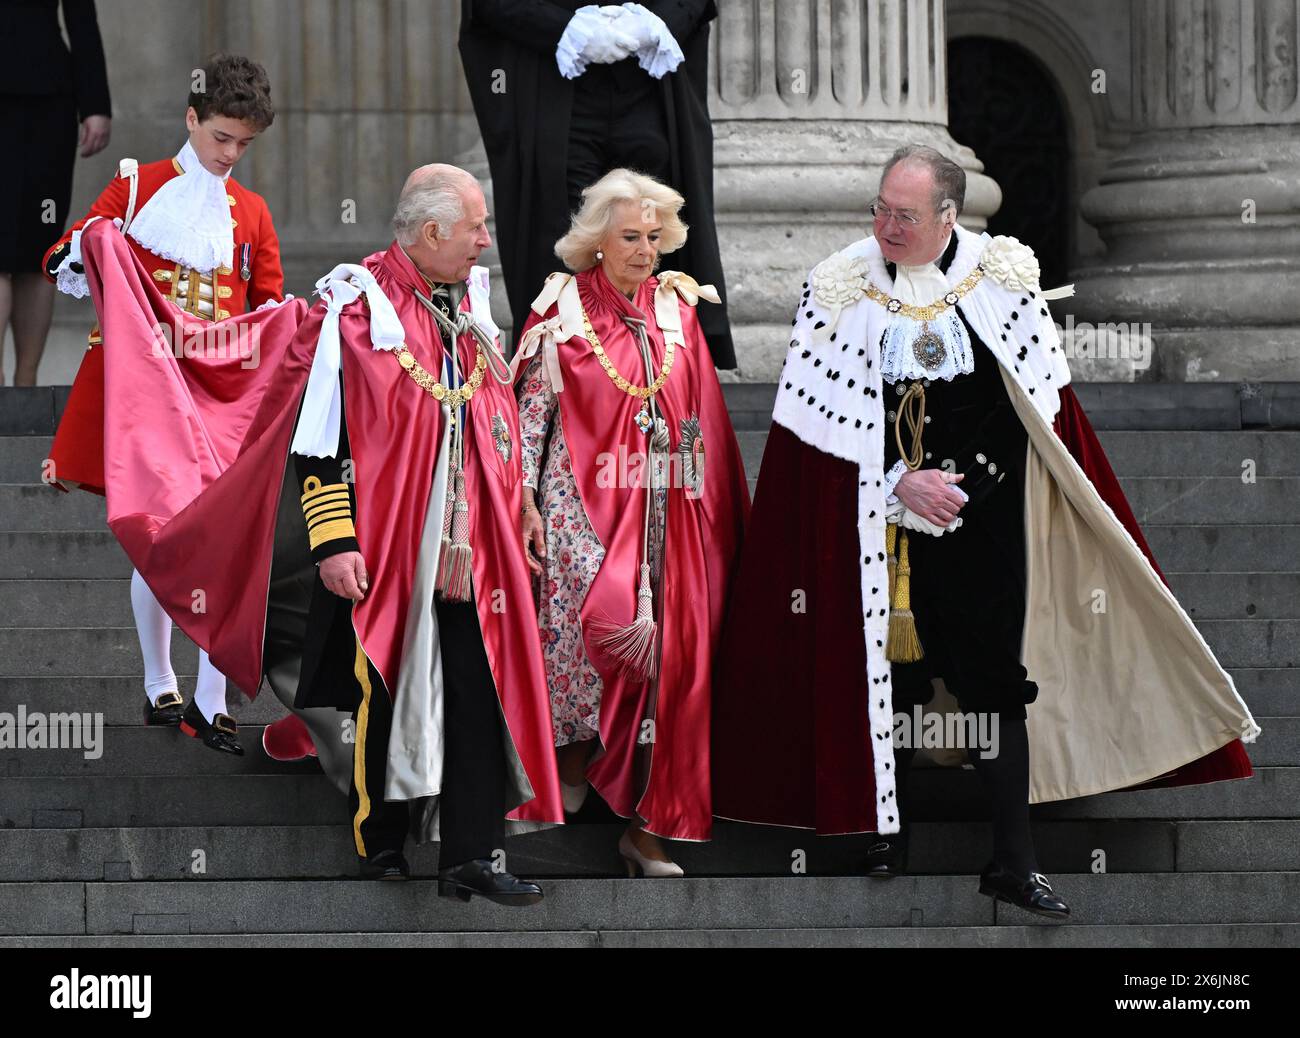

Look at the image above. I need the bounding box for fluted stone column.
[209,0,482,294]
[711,0,1001,379]
[1075,0,1300,381]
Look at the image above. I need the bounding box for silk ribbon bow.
[654,270,720,347]
[512,314,568,392]
[291,264,406,458]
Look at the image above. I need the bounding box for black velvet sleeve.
[62,0,112,119]
[461,0,575,51]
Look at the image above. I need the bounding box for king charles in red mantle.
[75,165,562,903]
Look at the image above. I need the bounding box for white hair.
[392,168,472,245]
[554,168,688,272]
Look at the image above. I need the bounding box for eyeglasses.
[869,200,924,228]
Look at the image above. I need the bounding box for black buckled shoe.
[179,700,244,756]
[864,836,909,878]
[437,859,543,906]
[144,690,185,726]
[978,864,1071,921]
[359,848,410,881]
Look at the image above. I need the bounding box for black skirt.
[0,92,79,274]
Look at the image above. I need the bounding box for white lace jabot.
[126,140,235,275]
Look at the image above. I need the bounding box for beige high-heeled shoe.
[618,831,684,878]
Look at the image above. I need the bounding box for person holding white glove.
[460,1,736,368]
[555,4,685,80]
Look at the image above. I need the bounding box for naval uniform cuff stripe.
[306,509,355,530]
[301,481,350,504]
[304,495,352,518]
[308,518,357,550]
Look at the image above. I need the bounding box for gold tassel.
[886,523,898,604]
[886,526,923,662]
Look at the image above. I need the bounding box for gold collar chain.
[395,343,487,409]
[581,307,674,400]
[864,264,985,321]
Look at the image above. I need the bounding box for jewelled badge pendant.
[912,323,948,371]
[634,405,654,435]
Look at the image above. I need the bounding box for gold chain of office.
[580,307,675,400]
[394,343,487,409]
[863,263,986,320]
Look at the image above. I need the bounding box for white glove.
[556,5,640,78]
[899,506,962,537]
[614,2,685,78]
[255,293,295,311]
[885,486,965,536]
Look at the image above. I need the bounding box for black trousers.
[566,61,672,210]
[350,597,508,870]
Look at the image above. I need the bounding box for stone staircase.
[0,382,1297,947]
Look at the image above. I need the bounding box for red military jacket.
[44,155,283,331]
[45,155,283,494]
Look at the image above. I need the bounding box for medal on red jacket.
[239,243,251,281]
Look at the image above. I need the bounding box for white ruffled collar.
[860,224,985,299]
[126,140,235,274]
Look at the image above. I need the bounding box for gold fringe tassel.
[885,524,923,662]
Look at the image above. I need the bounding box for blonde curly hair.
[554,168,689,272]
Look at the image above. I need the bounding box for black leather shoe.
[978,863,1071,920]
[359,848,410,881]
[179,699,244,756]
[437,859,543,906]
[864,835,909,878]
[144,690,184,726]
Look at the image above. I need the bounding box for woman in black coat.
[0,0,111,385]
[459,0,735,369]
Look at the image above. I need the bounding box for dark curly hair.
[188,54,275,130]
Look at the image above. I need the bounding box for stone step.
[0,628,219,678]
[4,621,1293,679]
[1,668,1290,727]
[12,475,1285,530]
[3,872,1299,937]
[0,676,278,725]
[0,437,57,482]
[7,432,1300,503]
[4,572,1294,626]
[3,571,1298,637]
[1173,573,1300,620]
[1230,668,1299,715]
[0,715,1289,778]
[8,430,1300,488]
[12,524,1293,579]
[5,382,1296,438]
[1096,431,1300,477]
[0,484,106,531]
[3,922,1299,947]
[2,726,320,777]
[734,431,1300,481]
[1121,478,1300,526]
[1,819,1296,884]
[3,767,1296,831]
[3,579,137,627]
[1143,525,1300,572]
[0,531,128,578]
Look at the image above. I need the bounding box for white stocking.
[193,649,229,723]
[130,569,176,703]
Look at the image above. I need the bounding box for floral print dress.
[518,353,607,746]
